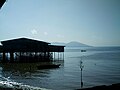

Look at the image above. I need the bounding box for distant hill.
[66,41,90,47]
[51,41,90,47]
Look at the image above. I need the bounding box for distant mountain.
[51,41,90,47]
[65,41,90,47]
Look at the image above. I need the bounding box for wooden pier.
[0,38,65,63]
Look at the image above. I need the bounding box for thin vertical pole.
[81,68,83,88]
[80,60,84,88]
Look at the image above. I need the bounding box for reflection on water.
[1,61,64,78]
[0,61,64,90]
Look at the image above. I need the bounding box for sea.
[0,46,120,90]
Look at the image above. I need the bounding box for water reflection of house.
[0,38,65,63]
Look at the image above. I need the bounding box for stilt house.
[0,38,64,63]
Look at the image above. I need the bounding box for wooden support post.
[10,52,14,63]
[19,52,21,62]
[54,52,55,61]
[60,52,62,60]
[47,52,49,61]
[44,52,46,61]
[63,52,64,60]
[2,52,6,63]
[38,52,41,61]
[58,52,59,60]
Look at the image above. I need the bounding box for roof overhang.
[0,0,6,9]
[49,45,65,52]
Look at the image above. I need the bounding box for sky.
[0,0,120,46]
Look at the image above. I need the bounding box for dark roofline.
[0,0,6,9]
[1,38,50,45]
[49,45,65,47]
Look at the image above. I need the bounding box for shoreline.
[0,83,120,90]
[77,83,120,90]
[0,80,51,90]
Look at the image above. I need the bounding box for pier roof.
[1,38,50,45]
[1,38,50,52]
[1,38,64,52]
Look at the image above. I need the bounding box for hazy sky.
[0,0,120,46]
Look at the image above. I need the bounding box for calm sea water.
[0,47,120,90]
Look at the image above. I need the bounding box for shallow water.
[0,47,120,90]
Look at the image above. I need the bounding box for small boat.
[37,64,61,69]
[81,50,86,52]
